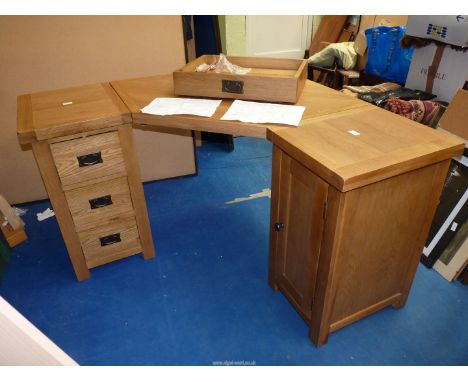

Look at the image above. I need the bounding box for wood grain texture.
[65,176,134,232]
[118,125,156,260]
[0,212,27,248]
[50,130,126,187]
[308,186,346,346]
[174,55,307,104]
[271,148,457,347]
[327,164,446,327]
[393,159,451,307]
[17,83,132,144]
[77,216,142,269]
[275,154,329,320]
[270,107,465,192]
[31,141,90,281]
[111,74,369,139]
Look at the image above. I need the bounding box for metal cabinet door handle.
[99,233,121,247]
[89,195,113,209]
[274,222,285,232]
[77,152,103,167]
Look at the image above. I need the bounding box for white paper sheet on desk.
[220,100,305,126]
[141,97,222,118]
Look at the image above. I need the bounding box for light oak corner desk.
[17,75,464,346]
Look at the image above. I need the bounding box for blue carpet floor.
[1,137,467,365]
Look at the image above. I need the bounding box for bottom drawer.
[78,217,142,268]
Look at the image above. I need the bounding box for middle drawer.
[65,176,135,232]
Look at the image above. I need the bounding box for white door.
[245,16,312,59]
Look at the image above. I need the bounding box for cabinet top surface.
[270,107,465,191]
[110,74,370,138]
[17,83,131,144]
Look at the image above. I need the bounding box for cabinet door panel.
[276,154,328,319]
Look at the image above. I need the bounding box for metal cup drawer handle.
[89,195,113,209]
[77,152,103,167]
[222,79,244,94]
[99,233,121,247]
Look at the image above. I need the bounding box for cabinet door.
[274,153,329,319]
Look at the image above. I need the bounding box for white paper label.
[348,130,360,136]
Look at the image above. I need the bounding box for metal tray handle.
[77,152,103,167]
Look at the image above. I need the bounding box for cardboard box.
[406,15,468,48]
[438,90,468,140]
[405,43,468,102]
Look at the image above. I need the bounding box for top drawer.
[50,131,126,188]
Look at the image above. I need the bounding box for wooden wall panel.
[0,16,195,204]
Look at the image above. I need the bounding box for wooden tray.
[173,55,307,104]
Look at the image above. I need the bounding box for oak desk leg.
[32,141,90,281]
[118,124,156,260]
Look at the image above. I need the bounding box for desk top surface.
[17,74,465,191]
[110,74,371,138]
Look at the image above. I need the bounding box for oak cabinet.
[267,106,464,347]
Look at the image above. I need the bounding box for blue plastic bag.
[365,26,414,84]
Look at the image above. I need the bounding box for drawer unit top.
[17,83,131,144]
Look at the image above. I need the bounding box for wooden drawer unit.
[78,217,142,269]
[268,107,465,346]
[64,176,134,232]
[17,83,155,281]
[173,55,307,104]
[50,131,126,188]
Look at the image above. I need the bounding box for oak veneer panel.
[111,75,369,138]
[327,162,447,327]
[18,83,131,144]
[78,216,142,269]
[270,107,465,191]
[49,131,126,188]
[65,176,134,232]
[275,154,329,320]
[174,55,307,103]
